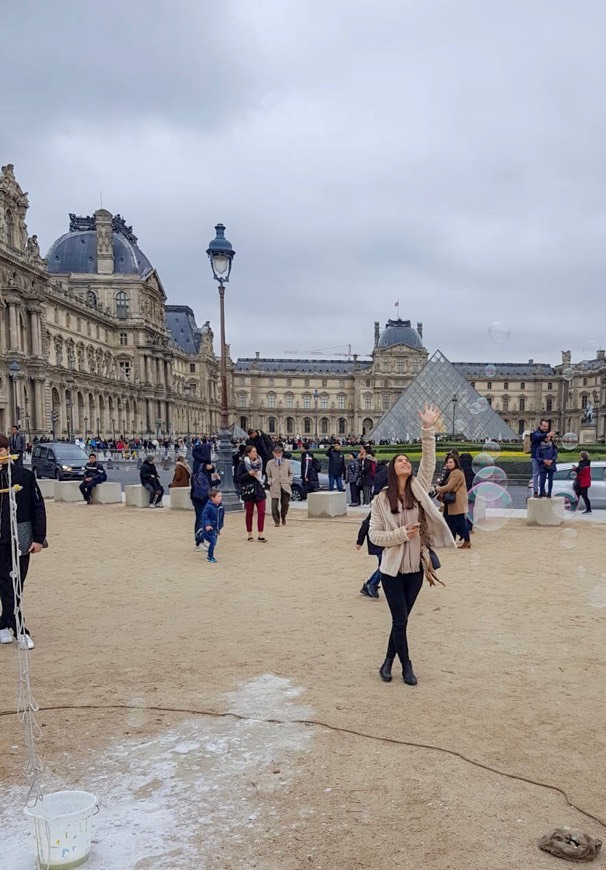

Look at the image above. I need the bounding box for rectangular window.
[470,382,475,389]
[119,360,131,382]
[582,394,588,408]
[382,394,390,410]
[339,380,345,388]
[547,382,552,390]
[397,361,405,374]
[519,397,525,412]
[304,418,312,434]
[267,394,276,408]
[364,396,371,410]
[287,379,292,387]
[583,378,588,386]
[286,395,293,408]
[365,379,371,387]
[304,395,311,409]
[502,396,509,411]
[503,381,509,389]
[520,382,525,390]
[487,381,492,390]
[119,332,128,346]
[338,395,345,410]
[546,398,553,412]
[321,396,328,409]
[190,363,196,373]
[487,396,492,407]
[238,394,247,408]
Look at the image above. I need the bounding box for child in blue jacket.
[199,490,224,563]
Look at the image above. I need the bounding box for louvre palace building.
[1,163,604,443]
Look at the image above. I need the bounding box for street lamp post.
[96,416,100,436]
[84,416,88,440]
[156,418,162,440]
[111,418,116,440]
[184,385,191,437]
[66,370,75,442]
[9,360,20,426]
[451,394,458,439]
[206,223,240,511]
[313,389,319,443]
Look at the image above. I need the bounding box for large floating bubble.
[561,432,579,451]
[562,367,575,382]
[475,397,489,412]
[470,403,481,416]
[551,491,579,518]
[467,482,513,532]
[125,697,149,728]
[472,452,495,474]
[454,417,464,433]
[484,364,497,378]
[473,465,507,487]
[483,440,501,454]
[588,576,606,608]
[560,528,578,550]
[488,321,510,344]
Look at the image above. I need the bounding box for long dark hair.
[386,455,416,513]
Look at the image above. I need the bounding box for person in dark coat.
[326,441,346,491]
[139,456,164,507]
[9,426,26,468]
[356,512,383,599]
[246,429,274,470]
[372,460,389,496]
[235,445,267,541]
[573,451,592,514]
[300,444,320,496]
[79,452,107,503]
[459,452,475,532]
[358,446,375,505]
[0,434,47,649]
[192,439,212,475]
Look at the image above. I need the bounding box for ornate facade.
[0,164,222,439]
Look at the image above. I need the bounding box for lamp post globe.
[206,223,240,511]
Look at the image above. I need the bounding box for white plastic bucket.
[24,790,98,868]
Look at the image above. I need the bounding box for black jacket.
[300,451,319,487]
[326,447,346,476]
[83,461,107,483]
[246,432,273,467]
[235,461,266,502]
[140,461,161,487]
[356,512,383,557]
[192,442,212,475]
[0,464,47,545]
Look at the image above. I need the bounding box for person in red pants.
[235,445,267,542]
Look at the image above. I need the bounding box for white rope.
[4,455,45,807]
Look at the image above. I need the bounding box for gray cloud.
[3,0,606,366]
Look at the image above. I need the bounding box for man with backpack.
[191,462,212,549]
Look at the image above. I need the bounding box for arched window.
[320,417,329,435]
[519,396,526,412]
[116,291,130,319]
[304,417,312,434]
[362,417,374,435]
[338,418,346,435]
[286,417,295,434]
[268,416,277,434]
[87,290,97,307]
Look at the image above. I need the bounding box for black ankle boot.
[403,661,417,686]
[379,657,394,682]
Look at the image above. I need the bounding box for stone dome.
[46,212,153,277]
[377,318,424,350]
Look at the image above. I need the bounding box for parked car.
[527,461,606,510]
[288,458,329,501]
[32,442,90,481]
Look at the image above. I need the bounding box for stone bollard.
[527,497,566,527]
[307,491,347,518]
[169,488,194,511]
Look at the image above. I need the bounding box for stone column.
[8,303,19,351]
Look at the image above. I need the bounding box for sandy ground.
[1,500,606,869]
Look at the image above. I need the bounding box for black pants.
[0,544,30,636]
[79,479,101,501]
[143,482,164,505]
[578,487,591,511]
[349,482,360,505]
[271,491,290,524]
[380,570,423,666]
[445,512,470,542]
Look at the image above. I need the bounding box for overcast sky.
[2,0,606,366]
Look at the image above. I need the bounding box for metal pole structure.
[84,416,88,440]
[451,395,458,439]
[314,389,319,443]
[9,361,20,426]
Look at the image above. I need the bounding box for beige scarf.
[418,504,445,588]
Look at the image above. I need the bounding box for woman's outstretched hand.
[418,403,440,428]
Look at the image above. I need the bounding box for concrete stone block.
[527,496,565,526]
[91,482,122,504]
[54,481,84,503]
[169,487,194,511]
[307,491,347,518]
[36,479,55,500]
[125,485,151,508]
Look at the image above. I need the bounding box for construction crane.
[284,344,353,359]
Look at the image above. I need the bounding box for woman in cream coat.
[369,404,455,686]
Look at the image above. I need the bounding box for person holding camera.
[369,405,455,686]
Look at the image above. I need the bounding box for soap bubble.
[475,397,489,412]
[454,418,464,433]
[470,552,481,567]
[551,491,578,518]
[582,339,599,359]
[473,465,507,487]
[125,697,148,728]
[560,432,579,451]
[472,452,495,474]
[488,321,510,344]
[468,482,512,532]
[560,528,578,549]
[470,403,481,416]
[588,577,606,608]
[483,440,501,454]
[562,367,574,382]
[484,364,497,378]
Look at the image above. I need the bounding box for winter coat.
[359,456,375,487]
[0,464,47,545]
[574,458,591,489]
[9,432,26,457]
[170,461,192,488]
[140,461,162,488]
[200,499,225,534]
[300,452,320,488]
[436,468,468,516]
[357,512,383,558]
[83,461,107,484]
[459,454,474,490]
[246,432,274,468]
[538,439,558,469]
[372,461,388,496]
[326,447,346,477]
[266,458,293,498]
[347,459,360,483]
[369,426,456,578]
[531,428,549,459]
[235,460,266,502]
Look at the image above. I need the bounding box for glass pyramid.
[368,350,518,442]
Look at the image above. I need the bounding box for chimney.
[255,351,260,360]
[94,209,114,274]
[597,350,605,361]
[417,322,423,339]
[374,321,380,347]
[528,359,533,364]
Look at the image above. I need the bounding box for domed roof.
[378,318,424,350]
[46,213,153,277]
